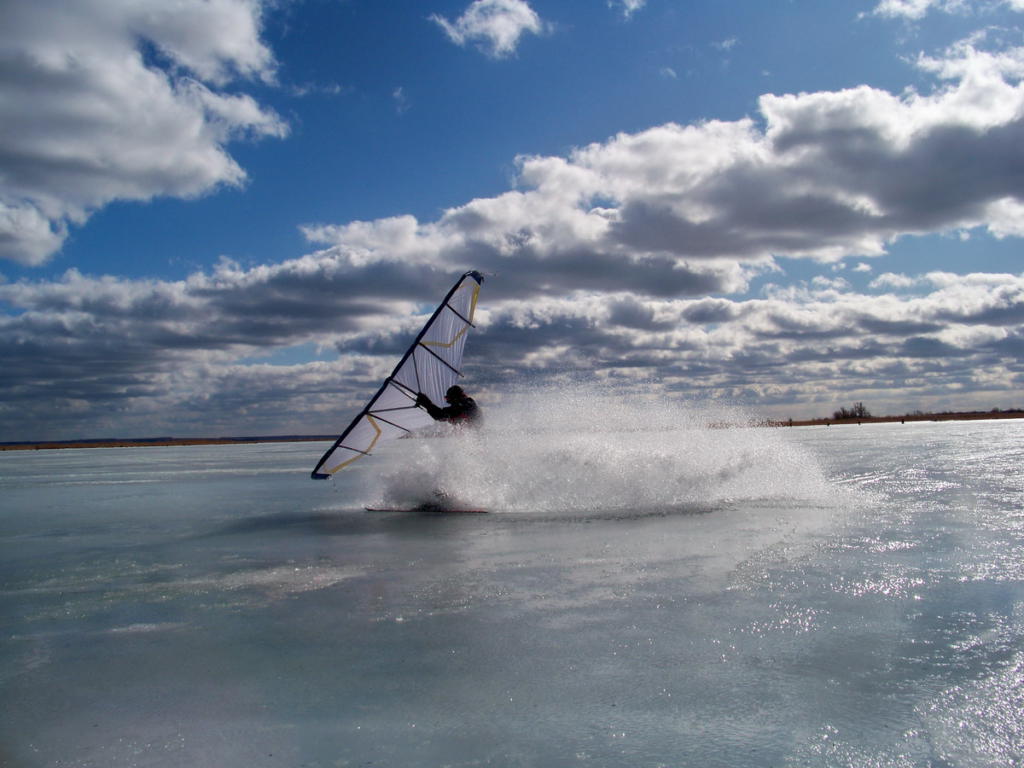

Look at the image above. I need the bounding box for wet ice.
[2,395,1023,767]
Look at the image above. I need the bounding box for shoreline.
[0,435,335,452]
[3,411,1023,451]
[764,410,1024,428]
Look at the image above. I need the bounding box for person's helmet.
[446,385,465,400]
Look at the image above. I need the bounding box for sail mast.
[311,271,484,479]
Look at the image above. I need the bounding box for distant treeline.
[770,407,1024,428]
[902,407,1024,417]
[832,402,871,420]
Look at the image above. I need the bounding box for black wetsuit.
[419,394,481,425]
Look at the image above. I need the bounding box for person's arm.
[415,392,447,421]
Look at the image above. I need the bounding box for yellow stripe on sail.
[327,414,382,474]
[420,282,480,350]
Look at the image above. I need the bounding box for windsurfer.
[416,386,481,426]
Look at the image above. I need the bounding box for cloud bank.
[3,21,1024,439]
[3,261,1022,440]
[301,35,1024,278]
[0,0,287,266]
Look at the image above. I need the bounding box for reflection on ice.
[923,651,1024,765]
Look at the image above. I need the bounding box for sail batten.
[416,341,462,376]
[370,413,415,432]
[311,271,484,479]
[444,304,474,327]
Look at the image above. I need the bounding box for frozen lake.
[2,404,1023,766]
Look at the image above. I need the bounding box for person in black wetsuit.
[415,385,481,426]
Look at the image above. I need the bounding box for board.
[364,506,488,514]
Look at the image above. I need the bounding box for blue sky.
[2,0,1024,440]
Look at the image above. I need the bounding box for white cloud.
[125,0,276,85]
[871,272,924,289]
[0,0,287,266]
[431,0,546,58]
[871,0,965,19]
[393,86,411,114]
[611,0,647,19]
[870,0,1023,17]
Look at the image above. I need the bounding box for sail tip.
[311,471,330,480]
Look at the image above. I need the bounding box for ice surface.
[2,394,1023,766]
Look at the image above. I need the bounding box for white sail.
[311,271,484,479]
